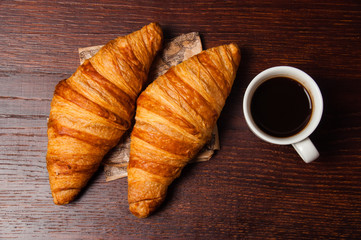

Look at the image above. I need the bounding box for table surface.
[1,0,361,239]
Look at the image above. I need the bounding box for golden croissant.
[127,43,241,218]
[46,22,163,205]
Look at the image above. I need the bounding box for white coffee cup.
[243,66,323,163]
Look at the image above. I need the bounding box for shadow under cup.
[243,66,323,162]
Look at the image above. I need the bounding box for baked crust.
[128,43,241,218]
[46,23,163,205]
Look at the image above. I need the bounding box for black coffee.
[250,77,312,138]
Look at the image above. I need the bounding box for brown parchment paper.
[78,32,220,182]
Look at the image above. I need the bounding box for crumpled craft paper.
[78,32,220,182]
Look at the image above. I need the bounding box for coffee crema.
[250,77,312,138]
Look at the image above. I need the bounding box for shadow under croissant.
[145,150,220,218]
[57,165,105,205]
[216,46,252,134]
[60,126,131,204]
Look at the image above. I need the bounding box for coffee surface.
[251,77,312,138]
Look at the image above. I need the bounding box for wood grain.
[1,0,361,239]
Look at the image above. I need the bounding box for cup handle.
[292,138,319,163]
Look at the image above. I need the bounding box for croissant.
[127,43,241,218]
[46,22,163,205]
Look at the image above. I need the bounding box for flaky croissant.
[127,43,241,218]
[46,22,163,205]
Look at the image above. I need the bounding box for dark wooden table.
[1,0,361,239]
